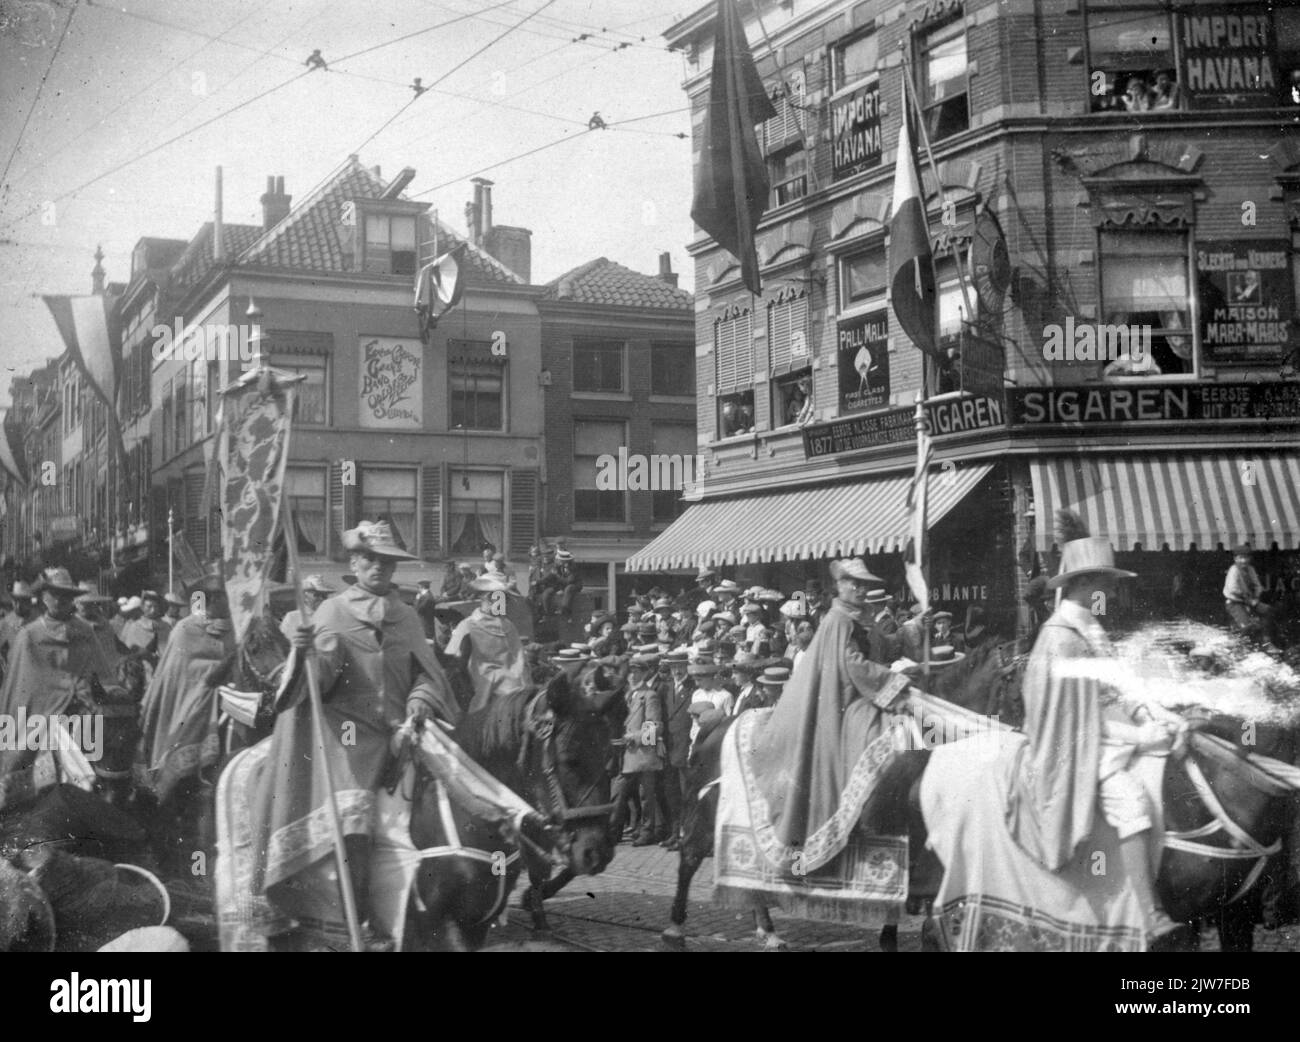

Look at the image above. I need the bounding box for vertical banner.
[837,311,890,413]
[359,336,423,428]
[220,374,295,645]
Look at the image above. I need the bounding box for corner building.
[634,0,1300,640]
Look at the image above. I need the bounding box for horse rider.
[1004,512,1185,949]
[279,574,336,643]
[73,581,121,659]
[446,571,529,719]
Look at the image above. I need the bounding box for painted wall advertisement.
[830,81,882,181]
[837,311,890,414]
[1180,8,1277,109]
[359,337,423,428]
[1195,239,1293,365]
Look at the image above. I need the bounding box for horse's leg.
[879,923,899,953]
[662,788,711,947]
[753,906,787,951]
[520,857,553,932]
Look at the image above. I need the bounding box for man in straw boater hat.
[138,566,236,860]
[658,647,694,849]
[611,647,668,846]
[1004,510,1185,949]
[279,574,336,643]
[677,564,718,616]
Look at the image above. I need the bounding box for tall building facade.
[641,0,1300,639]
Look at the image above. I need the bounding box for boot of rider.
[1118,831,1177,944]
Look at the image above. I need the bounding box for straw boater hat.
[917,644,965,669]
[932,610,953,623]
[663,648,690,665]
[343,520,418,561]
[74,580,115,605]
[32,567,82,596]
[758,665,790,688]
[1045,510,1136,591]
[551,647,591,665]
[302,574,336,594]
[710,579,740,597]
[688,661,720,677]
[830,558,882,584]
[864,587,891,606]
[554,548,574,562]
[1232,543,1254,557]
[695,565,717,582]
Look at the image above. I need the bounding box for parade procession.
[5,0,1300,972]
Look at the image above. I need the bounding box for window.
[714,306,753,395]
[363,213,418,275]
[840,245,887,311]
[771,370,812,428]
[448,469,505,555]
[936,256,975,393]
[1099,229,1192,376]
[651,423,697,523]
[448,340,505,431]
[650,342,695,396]
[572,339,625,393]
[920,17,969,140]
[161,379,173,460]
[718,390,755,438]
[768,289,810,377]
[360,465,417,551]
[768,144,808,208]
[207,359,220,433]
[573,419,626,524]
[833,30,879,92]
[761,71,806,149]
[1281,8,1300,107]
[1087,7,1176,113]
[190,360,207,444]
[286,466,326,554]
[269,354,328,425]
[173,373,187,453]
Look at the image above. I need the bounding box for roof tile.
[540,257,691,310]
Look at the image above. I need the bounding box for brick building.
[637,0,1300,640]
[538,254,695,607]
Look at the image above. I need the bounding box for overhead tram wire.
[0,2,78,205]
[330,0,524,65]
[347,0,560,158]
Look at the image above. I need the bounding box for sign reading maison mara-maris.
[1008,381,1300,427]
[803,394,1005,459]
[1196,239,1293,365]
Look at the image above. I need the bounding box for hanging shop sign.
[838,311,890,413]
[831,80,883,181]
[1196,239,1293,365]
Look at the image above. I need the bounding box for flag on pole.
[903,404,932,612]
[888,78,938,361]
[171,524,205,587]
[41,292,127,464]
[690,0,777,296]
[0,409,27,486]
[218,370,297,645]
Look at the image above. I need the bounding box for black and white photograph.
[1,0,1299,996]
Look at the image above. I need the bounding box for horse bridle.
[1163,742,1282,904]
[525,701,616,826]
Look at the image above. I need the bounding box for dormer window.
[363,214,417,275]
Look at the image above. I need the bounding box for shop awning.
[1030,452,1300,552]
[625,464,994,572]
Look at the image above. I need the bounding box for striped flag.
[888,77,938,361]
[903,407,932,611]
[171,524,205,587]
[42,292,127,464]
[0,409,27,486]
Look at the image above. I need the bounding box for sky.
[0,0,704,404]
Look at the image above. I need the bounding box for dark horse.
[406,667,617,949]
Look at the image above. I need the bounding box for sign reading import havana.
[1007,381,1300,426]
[803,394,1005,459]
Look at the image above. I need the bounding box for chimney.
[214,166,224,261]
[260,175,291,230]
[484,226,532,283]
[472,177,494,243]
[91,244,105,295]
[657,252,678,288]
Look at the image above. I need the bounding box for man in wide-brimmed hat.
[1005,511,1182,949]
[445,569,528,724]
[676,564,718,616]
[0,568,125,796]
[278,574,337,643]
[121,589,173,670]
[1223,543,1281,648]
[74,581,120,659]
[729,648,771,716]
[163,591,187,622]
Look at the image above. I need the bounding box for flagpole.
[898,46,977,342]
[167,507,174,594]
[914,392,931,682]
[278,392,365,955]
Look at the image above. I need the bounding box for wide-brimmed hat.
[830,558,882,584]
[709,580,740,597]
[758,666,790,687]
[343,520,419,561]
[864,588,891,606]
[695,599,717,619]
[755,588,784,604]
[32,567,82,596]
[1046,537,1137,590]
[73,581,115,605]
[302,574,336,594]
[688,661,720,676]
[662,648,690,665]
[694,565,717,582]
[739,601,762,616]
[779,597,807,619]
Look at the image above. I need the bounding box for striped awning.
[1031,452,1300,552]
[625,464,993,572]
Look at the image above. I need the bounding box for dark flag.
[888,77,938,360]
[691,0,776,295]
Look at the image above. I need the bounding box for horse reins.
[1163,749,1282,904]
[527,703,614,825]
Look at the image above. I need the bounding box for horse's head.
[70,661,147,803]
[525,674,617,876]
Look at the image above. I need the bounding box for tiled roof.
[238,157,522,286]
[170,222,262,291]
[540,257,692,310]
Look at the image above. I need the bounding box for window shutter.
[150,470,168,578]
[421,462,442,559]
[329,459,358,561]
[769,292,810,376]
[509,469,538,559]
[714,307,754,394]
[184,468,206,560]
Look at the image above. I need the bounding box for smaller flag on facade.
[171,525,205,587]
[690,0,777,295]
[0,409,27,486]
[42,292,128,465]
[903,409,933,611]
[888,78,938,361]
